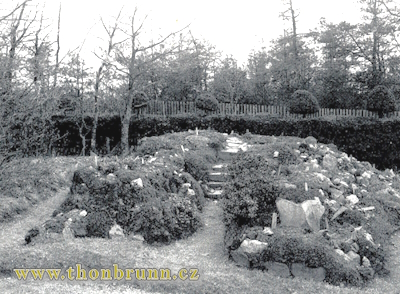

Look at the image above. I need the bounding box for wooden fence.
[134,100,400,118]
[64,100,400,118]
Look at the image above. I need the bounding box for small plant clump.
[135,136,173,156]
[288,90,320,118]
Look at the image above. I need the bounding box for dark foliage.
[195,92,219,112]
[287,90,320,117]
[366,85,396,118]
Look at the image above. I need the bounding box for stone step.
[208,181,227,189]
[219,150,239,161]
[226,142,243,147]
[206,189,224,199]
[211,163,229,171]
[226,137,243,144]
[208,172,229,182]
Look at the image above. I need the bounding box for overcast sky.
[4,0,363,68]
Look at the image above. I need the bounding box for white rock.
[335,249,351,262]
[106,173,117,182]
[131,234,144,242]
[109,224,125,239]
[365,233,374,244]
[263,227,274,235]
[79,210,87,217]
[301,197,325,232]
[131,178,143,188]
[315,172,329,182]
[187,188,195,196]
[362,256,371,267]
[240,239,269,255]
[346,194,359,205]
[283,183,297,189]
[323,154,338,171]
[312,163,321,171]
[346,251,361,267]
[182,183,191,188]
[273,151,279,158]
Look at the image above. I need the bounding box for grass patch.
[0,157,93,223]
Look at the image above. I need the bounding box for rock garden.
[23,129,400,288]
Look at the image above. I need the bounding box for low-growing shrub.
[180,172,206,211]
[136,193,202,244]
[279,188,324,204]
[184,152,213,182]
[276,145,299,165]
[229,153,273,178]
[223,154,280,227]
[135,136,173,156]
[263,230,364,286]
[86,210,114,238]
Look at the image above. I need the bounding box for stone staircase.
[205,135,249,199]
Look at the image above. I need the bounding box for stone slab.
[265,262,291,278]
[291,263,326,282]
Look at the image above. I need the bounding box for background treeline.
[2,0,400,160]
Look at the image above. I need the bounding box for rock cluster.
[228,135,400,283]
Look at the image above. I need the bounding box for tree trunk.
[289,0,298,61]
[121,91,134,155]
[81,135,86,156]
[53,3,61,88]
[121,115,131,155]
[91,102,98,153]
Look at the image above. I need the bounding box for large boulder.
[276,198,325,231]
[265,262,291,278]
[276,199,307,228]
[323,154,338,171]
[230,238,268,268]
[240,239,269,255]
[231,246,250,267]
[301,197,325,232]
[291,263,326,282]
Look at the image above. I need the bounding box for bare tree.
[280,0,299,61]
[53,3,61,88]
[91,9,124,154]
[106,7,189,155]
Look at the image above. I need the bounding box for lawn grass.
[1,196,400,294]
[0,156,94,223]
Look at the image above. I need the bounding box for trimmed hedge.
[366,85,396,118]
[287,90,320,117]
[196,92,219,113]
[17,113,400,171]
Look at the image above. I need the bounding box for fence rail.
[132,101,400,118]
